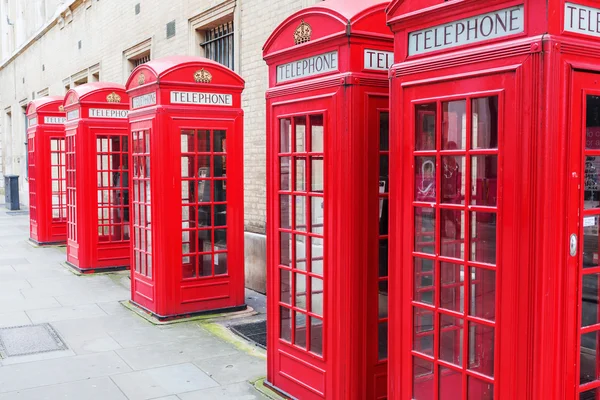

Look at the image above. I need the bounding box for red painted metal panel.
[125,56,246,320]
[63,83,131,273]
[26,96,67,245]
[264,1,393,398]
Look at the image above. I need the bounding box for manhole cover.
[230,320,267,349]
[0,324,68,358]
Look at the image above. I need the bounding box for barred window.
[133,54,150,68]
[200,21,234,70]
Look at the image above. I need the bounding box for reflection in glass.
[468,377,494,400]
[295,235,306,271]
[311,277,323,316]
[295,273,306,310]
[380,112,390,151]
[441,210,465,260]
[581,388,600,400]
[472,155,498,206]
[413,307,434,356]
[311,237,324,275]
[439,366,462,400]
[472,97,499,149]
[415,208,436,255]
[379,239,389,278]
[295,196,307,232]
[295,117,306,153]
[415,103,436,151]
[413,357,434,399]
[295,312,307,348]
[296,158,306,192]
[470,267,496,322]
[280,269,291,305]
[440,314,463,366]
[310,317,323,356]
[280,232,291,266]
[441,262,464,313]
[280,119,291,153]
[378,321,388,360]
[414,258,435,305]
[311,158,324,192]
[468,322,495,378]
[441,156,465,204]
[584,216,600,269]
[581,331,598,385]
[442,100,466,150]
[311,197,324,235]
[470,212,497,265]
[415,157,436,202]
[280,307,291,342]
[280,157,291,191]
[280,195,291,229]
[582,273,600,327]
[310,115,324,153]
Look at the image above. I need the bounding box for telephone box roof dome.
[263,0,390,56]
[64,82,128,106]
[126,55,244,90]
[26,96,64,116]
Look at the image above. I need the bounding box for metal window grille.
[200,21,234,70]
[133,54,150,68]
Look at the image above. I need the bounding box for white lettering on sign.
[132,92,157,109]
[584,216,597,227]
[408,5,525,56]
[89,109,129,119]
[44,116,66,124]
[276,51,338,83]
[170,91,233,106]
[564,3,600,37]
[29,117,37,126]
[67,109,80,121]
[364,49,394,71]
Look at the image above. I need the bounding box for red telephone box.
[26,96,67,245]
[263,1,393,398]
[125,56,245,320]
[63,83,131,274]
[386,0,600,399]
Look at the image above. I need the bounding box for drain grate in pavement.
[0,324,68,358]
[230,320,267,349]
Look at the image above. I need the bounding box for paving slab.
[110,363,219,400]
[0,297,61,313]
[178,382,269,400]
[0,312,31,329]
[0,376,128,400]
[193,352,266,385]
[26,304,108,323]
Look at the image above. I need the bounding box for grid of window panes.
[96,135,130,242]
[132,130,152,277]
[412,96,499,400]
[28,137,36,224]
[278,115,324,357]
[50,138,67,221]
[378,111,390,361]
[180,129,228,279]
[66,135,77,241]
[579,94,600,399]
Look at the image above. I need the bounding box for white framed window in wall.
[123,39,152,79]
[190,0,239,71]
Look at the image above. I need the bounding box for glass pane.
[296,158,306,192]
[472,96,499,149]
[280,269,291,305]
[295,196,307,232]
[198,205,211,227]
[311,197,324,235]
[415,103,436,151]
[310,317,323,356]
[181,157,193,178]
[379,280,388,318]
[468,377,494,400]
[214,130,226,152]
[583,273,600,327]
[280,119,291,153]
[200,254,212,277]
[197,130,210,152]
[441,156,465,204]
[295,117,306,153]
[441,262,464,313]
[295,312,307,348]
[379,239,389,278]
[311,237,324,275]
[472,155,498,206]
[581,388,600,400]
[413,357,434,400]
[295,273,306,310]
[468,323,495,378]
[280,157,291,191]
[442,100,466,150]
[280,307,291,342]
[470,212,497,264]
[182,255,196,279]
[413,307,434,356]
[295,235,306,271]
[415,157,436,202]
[280,232,291,266]
[440,314,463,366]
[585,157,600,210]
[581,331,599,385]
[310,115,324,153]
[311,158,324,192]
[470,267,496,322]
[439,366,462,400]
[380,112,390,151]
[584,216,600,269]
[378,321,388,360]
[415,208,436,255]
[414,258,434,305]
[280,195,291,229]
[441,210,465,260]
[215,229,226,250]
[311,277,323,316]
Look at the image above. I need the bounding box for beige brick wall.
[0,0,320,231]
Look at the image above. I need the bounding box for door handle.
[570,234,578,257]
